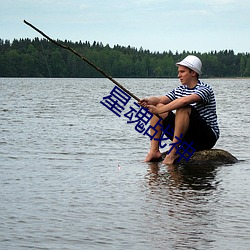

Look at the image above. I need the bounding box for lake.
[0,78,250,249]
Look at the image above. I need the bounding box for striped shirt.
[166,80,220,139]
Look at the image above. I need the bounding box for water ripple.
[0,78,250,249]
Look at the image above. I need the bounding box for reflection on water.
[144,162,221,249]
[1,78,250,250]
[147,162,219,191]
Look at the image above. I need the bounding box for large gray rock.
[162,148,238,165]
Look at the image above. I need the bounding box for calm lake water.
[1,78,250,250]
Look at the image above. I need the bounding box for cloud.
[206,0,237,4]
[134,0,167,5]
[1,0,250,53]
[198,0,250,10]
[79,3,89,10]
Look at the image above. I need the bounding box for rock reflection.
[147,162,220,190]
[144,162,221,249]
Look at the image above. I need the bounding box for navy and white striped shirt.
[166,80,220,139]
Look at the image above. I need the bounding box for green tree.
[244,56,250,76]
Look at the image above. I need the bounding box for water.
[0,78,250,250]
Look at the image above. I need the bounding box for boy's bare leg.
[144,104,168,162]
[144,115,163,162]
[163,106,191,164]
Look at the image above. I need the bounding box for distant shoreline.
[1,38,250,78]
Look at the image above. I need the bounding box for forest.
[0,38,250,78]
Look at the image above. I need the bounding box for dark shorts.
[163,106,217,151]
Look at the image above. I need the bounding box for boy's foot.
[163,153,179,165]
[144,151,162,162]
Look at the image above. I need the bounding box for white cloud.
[206,0,237,4]
[134,0,168,5]
[1,0,250,53]
[79,3,89,10]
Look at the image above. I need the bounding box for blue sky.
[1,0,250,53]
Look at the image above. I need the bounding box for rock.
[162,148,238,166]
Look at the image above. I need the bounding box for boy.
[139,55,219,164]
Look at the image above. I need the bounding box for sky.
[1,0,250,53]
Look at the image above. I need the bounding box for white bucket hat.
[176,55,202,75]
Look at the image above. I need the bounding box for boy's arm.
[147,94,201,114]
[138,95,171,107]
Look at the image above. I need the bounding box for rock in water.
[162,149,238,165]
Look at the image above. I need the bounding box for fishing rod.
[23,20,140,101]
[23,20,161,119]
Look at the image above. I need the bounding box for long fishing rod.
[24,20,162,119]
[23,20,140,101]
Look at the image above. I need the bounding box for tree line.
[0,38,250,78]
